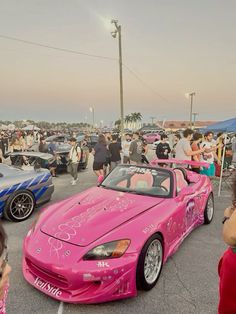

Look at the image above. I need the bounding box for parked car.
[0,164,53,222]
[143,133,161,144]
[23,160,213,303]
[45,134,69,144]
[8,145,88,173]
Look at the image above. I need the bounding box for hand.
[217,160,221,166]
[224,206,235,218]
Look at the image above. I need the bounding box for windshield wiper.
[100,185,127,192]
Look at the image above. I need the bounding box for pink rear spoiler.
[150,158,210,169]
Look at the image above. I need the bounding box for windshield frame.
[100,164,174,198]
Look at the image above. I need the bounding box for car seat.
[130,172,153,190]
[174,169,188,192]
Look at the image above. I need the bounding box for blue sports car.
[0,164,54,222]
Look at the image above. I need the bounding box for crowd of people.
[1,128,236,181]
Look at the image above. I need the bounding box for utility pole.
[111,19,124,136]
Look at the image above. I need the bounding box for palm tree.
[130,112,142,130]
[125,115,132,129]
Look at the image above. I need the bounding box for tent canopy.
[22,125,40,131]
[205,118,236,132]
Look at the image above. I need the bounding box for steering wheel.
[160,185,168,192]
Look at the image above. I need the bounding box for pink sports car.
[142,133,161,144]
[22,160,214,304]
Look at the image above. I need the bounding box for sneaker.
[72,180,76,185]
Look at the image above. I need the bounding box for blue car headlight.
[83,240,130,260]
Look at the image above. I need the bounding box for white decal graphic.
[34,277,62,297]
[83,273,101,282]
[48,195,134,257]
[97,261,110,268]
[143,224,155,234]
[186,200,195,226]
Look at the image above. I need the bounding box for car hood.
[40,187,164,246]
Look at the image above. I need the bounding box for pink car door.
[158,173,186,250]
[174,169,198,233]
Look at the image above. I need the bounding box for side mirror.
[97,175,104,185]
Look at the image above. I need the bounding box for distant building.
[156,120,218,131]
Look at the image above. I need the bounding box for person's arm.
[184,142,204,157]
[213,150,221,164]
[222,207,236,246]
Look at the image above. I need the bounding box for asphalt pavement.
[3,153,233,314]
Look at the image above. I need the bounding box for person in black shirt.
[156,134,171,166]
[109,134,122,171]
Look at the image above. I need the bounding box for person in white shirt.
[68,138,81,185]
[200,131,221,177]
[122,134,132,164]
[175,129,204,166]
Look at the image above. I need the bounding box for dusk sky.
[0,0,235,125]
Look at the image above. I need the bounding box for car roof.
[9,152,53,160]
[46,134,68,141]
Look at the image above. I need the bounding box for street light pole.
[89,107,95,128]
[192,112,198,128]
[111,19,124,136]
[188,92,195,128]
[150,116,156,125]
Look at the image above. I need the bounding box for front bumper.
[23,233,138,304]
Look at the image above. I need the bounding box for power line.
[0,34,170,103]
[0,34,117,61]
[123,64,170,103]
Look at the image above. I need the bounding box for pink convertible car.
[23,160,214,304]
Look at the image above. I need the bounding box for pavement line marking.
[57,302,64,314]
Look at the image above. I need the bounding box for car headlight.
[83,240,130,260]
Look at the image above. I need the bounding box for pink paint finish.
[22,164,213,304]
[150,158,210,169]
[143,133,161,144]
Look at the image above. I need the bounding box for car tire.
[204,193,214,224]
[136,234,163,291]
[4,190,35,222]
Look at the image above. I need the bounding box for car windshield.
[101,165,171,197]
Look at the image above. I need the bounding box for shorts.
[93,161,104,171]
[200,163,215,176]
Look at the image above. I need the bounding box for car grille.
[26,258,69,288]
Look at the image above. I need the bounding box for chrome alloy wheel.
[10,193,34,220]
[206,195,214,221]
[144,239,163,285]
